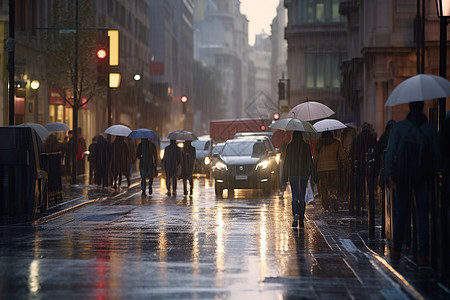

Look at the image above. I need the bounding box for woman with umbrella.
[281,131,318,228]
[313,131,347,211]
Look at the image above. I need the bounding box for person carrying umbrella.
[111,136,131,190]
[281,131,318,228]
[162,139,181,196]
[313,131,348,211]
[136,138,158,196]
[95,135,111,190]
[181,140,196,196]
[384,101,439,266]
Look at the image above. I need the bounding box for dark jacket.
[282,131,317,183]
[162,140,181,177]
[181,144,196,179]
[111,136,130,175]
[384,112,439,184]
[136,139,158,171]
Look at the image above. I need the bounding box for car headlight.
[215,161,228,171]
[255,160,270,170]
[275,153,281,165]
[204,156,211,165]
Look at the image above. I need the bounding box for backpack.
[392,122,433,186]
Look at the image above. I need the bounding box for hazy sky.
[240,0,280,45]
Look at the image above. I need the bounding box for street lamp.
[30,80,40,90]
[435,0,450,131]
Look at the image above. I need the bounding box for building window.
[296,0,343,24]
[305,53,342,89]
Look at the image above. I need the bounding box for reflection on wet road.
[0,177,410,299]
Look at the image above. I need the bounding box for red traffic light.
[273,113,280,120]
[181,95,188,103]
[260,125,266,131]
[97,49,107,60]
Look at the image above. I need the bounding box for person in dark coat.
[88,136,97,184]
[111,136,131,190]
[136,138,158,196]
[373,120,395,185]
[95,135,111,190]
[181,141,196,196]
[281,131,318,228]
[162,139,181,196]
[384,101,439,266]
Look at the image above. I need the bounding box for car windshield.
[192,140,209,150]
[212,144,224,155]
[222,142,265,157]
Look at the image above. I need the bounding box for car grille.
[229,164,255,175]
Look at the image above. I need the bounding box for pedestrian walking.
[278,131,292,198]
[384,101,439,266]
[162,139,181,196]
[88,136,97,184]
[281,131,318,228]
[181,141,196,196]
[313,131,348,211]
[373,120,395,186]
[76,128,87,175]
[136,138,158,196]
[111,136,131,190]
[95,135,111,190]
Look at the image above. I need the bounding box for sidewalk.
[38,177,449,300]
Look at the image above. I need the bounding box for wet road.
[0,177,413,299]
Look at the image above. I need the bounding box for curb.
[358,234,426,300]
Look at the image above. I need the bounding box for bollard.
[368,150,375,239]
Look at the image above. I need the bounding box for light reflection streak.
[28,259,40,294]
[215,207,225,273]
[158,223,168,285]
[192,199,200,275]
[259,209,267,279]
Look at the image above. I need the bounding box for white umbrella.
[385,74,450,106]
[167,130,198,141]
[17,123,50,142]
[288,101,334,121]
[313,119,347,132]
[269,118,317,133]
[104,124,132,137]
[45,122,70,132]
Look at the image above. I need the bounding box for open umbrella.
[385,74,450,106]
[17,123,50,142]
[45,122,70,132]
[288,101,334,121]
[128,128,158,139]
[313,119,347,132]
[269,118,317,133]
[167,130,198,141]
[104,124,132,137]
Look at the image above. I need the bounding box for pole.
[8,0,15,125]
[438,14,448,285]
[71,0,79,184]
[439,17,447,131]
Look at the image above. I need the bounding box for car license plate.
[235,175,248,180]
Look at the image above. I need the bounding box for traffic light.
[181,95,188,114]
[273,113,280,120]
[278,81,285,100]
[96,46,108,86]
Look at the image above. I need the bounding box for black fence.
[347,151,449,287]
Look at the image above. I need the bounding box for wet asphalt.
[0,174,448,299]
